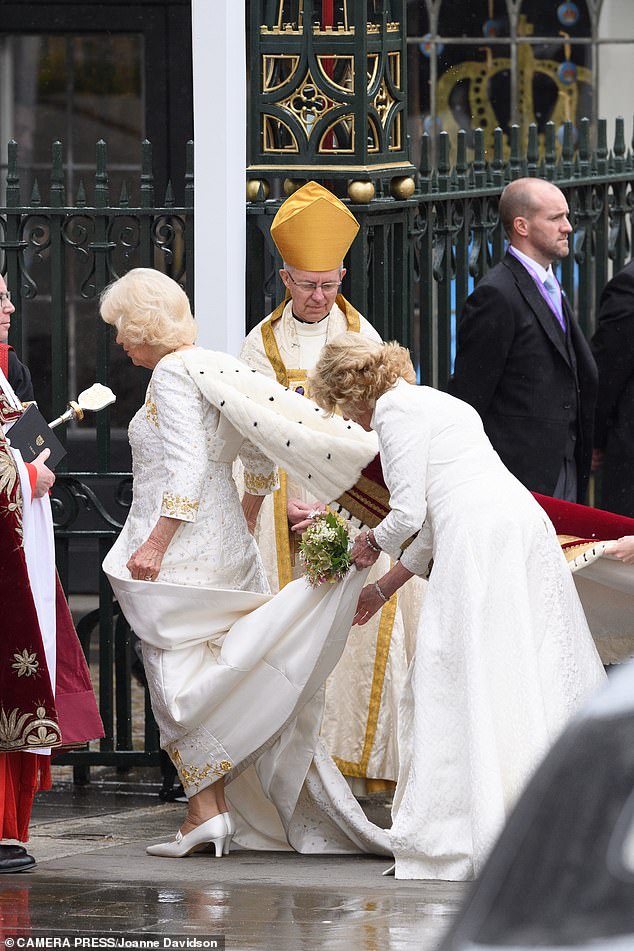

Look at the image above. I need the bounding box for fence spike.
[438,132,450,190]
[560,121,574,177]
[95,139,109,209]
[527,124,538,176]
[165,180,175,207]
[30,178,41,206]
[613,116,625,175]
[76,179,87,208]
[50,140,65,207]
[140,139,155,208]
[596,119,607,175]
[509,125,522,179]
[491,128,504,187]
[579,117,591,173]
[456,130,467,188]
[418,132,431,194]
[6,140,20,207]
[544,122,556,180]
[473,128,486,187]
[119,180,129,208]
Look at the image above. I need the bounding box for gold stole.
[260,295,360,589]
[261,298,397,785]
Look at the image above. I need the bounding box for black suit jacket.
[7,349,34,403]
[447,252,598,501]
[591,259,634,514]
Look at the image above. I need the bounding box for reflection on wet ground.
[0,775,466,950]
[0,876,461,950]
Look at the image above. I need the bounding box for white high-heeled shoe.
[221,812,235,856]
[146,813,228,858]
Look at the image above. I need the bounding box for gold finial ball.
[390,176,416,200]
[246,179,270,202]
[283,178,305,196]
[347,180,375,204]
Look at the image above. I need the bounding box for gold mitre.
[270,181,359,271]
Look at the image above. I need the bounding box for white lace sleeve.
[372,383,431,560]
[151,357,207,522]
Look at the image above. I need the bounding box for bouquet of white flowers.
[298,511,352,587]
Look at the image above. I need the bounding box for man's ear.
[514,216,529,237]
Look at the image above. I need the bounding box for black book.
[7,403,67,469]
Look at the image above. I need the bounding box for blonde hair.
[309,333,416,414]
[100,268,196,349]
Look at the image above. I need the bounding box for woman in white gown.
[101,269,390,861]
[309,333,607,881]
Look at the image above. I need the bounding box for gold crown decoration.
[270,181,359,270]
[434,15,591,158]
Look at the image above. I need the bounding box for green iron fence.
[1,116,633,773]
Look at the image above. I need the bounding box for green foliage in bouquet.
[299,511,352,587]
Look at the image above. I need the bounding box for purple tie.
[543,274,565,332]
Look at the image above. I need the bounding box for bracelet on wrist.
[365,531,381,553]
[374,580,389,603]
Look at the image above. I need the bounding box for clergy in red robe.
[0,368,103,873]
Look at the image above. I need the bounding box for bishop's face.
[280,265,344,322]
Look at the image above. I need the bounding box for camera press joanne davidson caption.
[3,939,224,949]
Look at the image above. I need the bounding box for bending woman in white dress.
[309,333,607,881]
[101,269,390,861]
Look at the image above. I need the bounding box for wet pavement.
[0,771,467,950]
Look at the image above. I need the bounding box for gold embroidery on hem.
[244,470,278,493]
[0,705,62,750]
[161,492,199,521]
[169,748,233,789]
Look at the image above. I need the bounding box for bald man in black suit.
[448,177,598,503]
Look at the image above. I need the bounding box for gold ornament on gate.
[246,179,270,202]
[347,180,375,204]
[283,178,305,196]
[390,176,416,200]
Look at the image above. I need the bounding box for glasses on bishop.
[286,271,341,293]
[0,291,11,305]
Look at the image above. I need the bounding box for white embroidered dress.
[370,380,607,880]
[104,350,390,857]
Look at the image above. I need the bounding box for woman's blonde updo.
[308,332,416,415]
[100,268,197,350]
